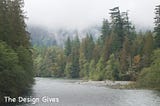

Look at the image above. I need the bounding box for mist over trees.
[33,6,160,89]
[0,0,159,105]
[0,0,34,102]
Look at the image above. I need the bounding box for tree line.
[0,0,34,103]
[34,6,160,89]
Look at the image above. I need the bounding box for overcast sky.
[24,0,160,30]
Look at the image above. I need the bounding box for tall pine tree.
[154,5,160,48]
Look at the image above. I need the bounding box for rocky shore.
[76,80,135,89]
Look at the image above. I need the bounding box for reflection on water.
[16,77,160,106]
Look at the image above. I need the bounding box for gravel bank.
[76,80,135,89]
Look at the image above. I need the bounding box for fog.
[24,0,160,30]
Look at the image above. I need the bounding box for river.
[16,77,160,106]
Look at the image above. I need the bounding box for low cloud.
[24,0,160,29]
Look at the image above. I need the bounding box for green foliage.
[109,7,124,50]
[70,36,80,78]
[33,36,80,78]
[0,0,34,102]
[82,62,89,79]
[16,46,34,82]
[154,5,160,48]
[89,60,96,79]
[33,46,66,77]
[137,49,160,89]
[152,49,160,66]
[94,57,106,81]
[142,31,154,67]
[105,54,120,80]
[70,55,80,78]
[53,51,66,77]
[64,62,72,78]
[137,67,160,89]
[101,35,113,61]
[100,19,110,45]
[120,36,130,74]
[79,52,87,78]
[0,41,26,101]
[80,34,95,61]
[38,47,55,77]
[32,6,160,90]
[64,37,72,56]
[109,7,135,52]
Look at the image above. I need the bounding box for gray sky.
[24,0,160,30]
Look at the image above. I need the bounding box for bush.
[137,49,160,90]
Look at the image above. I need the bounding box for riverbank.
[76,80,136,89]
[15,78,160,106]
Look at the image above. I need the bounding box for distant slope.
[27,25,57,47]
[27,25,101,47]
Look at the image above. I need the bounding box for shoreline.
[76,80,135,89]
[35,77,136,89]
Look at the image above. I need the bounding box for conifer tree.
[110,7,124,50]
[64,36,72,56]
[154,5,160,48]
[100,19,110,45]
[142,31,154,67]
[0,0,34,102]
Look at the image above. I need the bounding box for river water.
[17,77,160,106]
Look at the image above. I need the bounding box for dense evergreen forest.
[0,1,160,103]
[34,6,160,90]
[0,0,34,102]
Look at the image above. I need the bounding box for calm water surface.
[17,77,160,106]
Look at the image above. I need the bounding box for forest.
[0,0,160,104]
[33,6,160,90]
[0,0,34,103]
